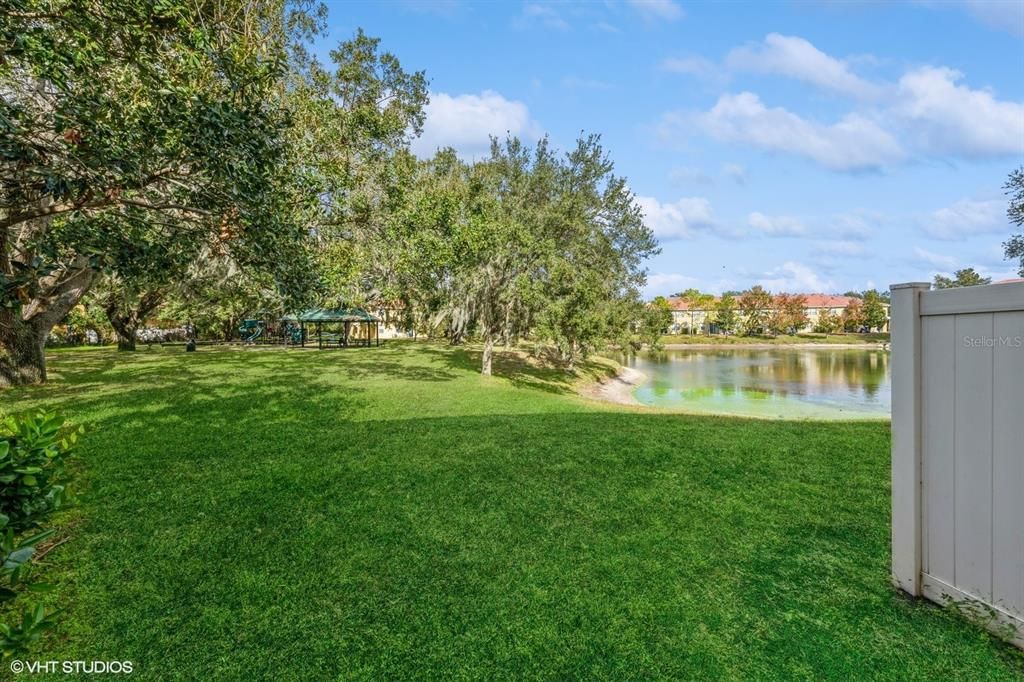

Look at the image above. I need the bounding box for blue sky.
[317,0,1024,296]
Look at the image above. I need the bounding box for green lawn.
[661,333,890,345]
[2,344,1021,679]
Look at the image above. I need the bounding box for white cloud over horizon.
[923,197,1009,240]
[747,212,808,237]
[660,56,725,83]
[661,34,1024,171]
[757,261,836,293]
[411,90,543,159]
[636,195,719,240]
[726,33,883,100]
[893,67,1024,159]
[677,92,905,171]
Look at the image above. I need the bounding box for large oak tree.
[1,0,316,384]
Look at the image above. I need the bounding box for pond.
[621,348,890,419]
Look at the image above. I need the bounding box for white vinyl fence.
[891,280,1024,647]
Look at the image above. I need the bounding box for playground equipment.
[239,319,265,343]
[282,322,304,345]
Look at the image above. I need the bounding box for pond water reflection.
[621,348,890,419]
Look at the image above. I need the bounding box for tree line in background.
[652,287,889,337]
[1,1,660,384]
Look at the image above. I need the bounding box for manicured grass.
[661,332,890,345]
[2,343,1021,679]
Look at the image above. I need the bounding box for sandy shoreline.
[662,342,888,350]
[580,366,645,406]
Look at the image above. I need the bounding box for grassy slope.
[2,344,1020,680]
[661,333,890,345]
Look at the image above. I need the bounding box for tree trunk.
[102,288,163,351]
[482,335,494,376]
[0,314,47,387]
[502,305,512,349]
[111,319,138,351]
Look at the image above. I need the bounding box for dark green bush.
[0,413,78,532]
[0,414,80,657]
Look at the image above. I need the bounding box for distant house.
[667,293,889,334]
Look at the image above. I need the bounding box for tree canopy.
[1,0,322,384]
[1003,166,1023,277]
[934,268,992,289]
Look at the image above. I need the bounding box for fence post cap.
[890,282,932,290]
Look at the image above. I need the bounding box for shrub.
[0,413,80,656]
[0,414,78,532]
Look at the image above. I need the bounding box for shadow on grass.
[417,343,616,396]
[2,346,1020,678]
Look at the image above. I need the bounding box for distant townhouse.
[667,293,889,334]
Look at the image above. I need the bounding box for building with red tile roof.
[665,293,887,334]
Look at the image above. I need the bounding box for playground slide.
[239,320,264,343]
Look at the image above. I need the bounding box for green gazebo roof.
[282,307,379,323]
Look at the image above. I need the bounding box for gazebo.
[280,308,381,349]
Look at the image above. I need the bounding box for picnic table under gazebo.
[280,308,381,349]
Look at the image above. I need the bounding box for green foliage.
[813,309,841,334]
[286,29,428,307]
[861,290,889,331]
[0,413,78,531]
[768,293,809,336]
[0,513,61,658]
[59,300,114,346]
[0,603,61,658]
[841,298,865,332]
[1005,167,1024,276]
[712,293,738,334]
[393,135,657,373]
[161,265,285,341]
[0,413,79,657]
[636,297,673,350]
[934,268,992,289]
[1,0,323,383]
[738,286,773,336]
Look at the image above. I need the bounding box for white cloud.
[923,198,1008,240]
[664,35,1024,170]
[722,163,747,185]
[636,196,717,240]
[914,247,957,270]
[726,33,882,100]
[951,0,1024,37]
[645,272,700,297]
[683,92,904,171]
[893,67,1024,158]
[661,56,725,83]
[627,0,684,21]
[747,212,807,237]
[518,3,570,30]
[832,212,878,241]
[757,261,835,292]
[412,90,542,159]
